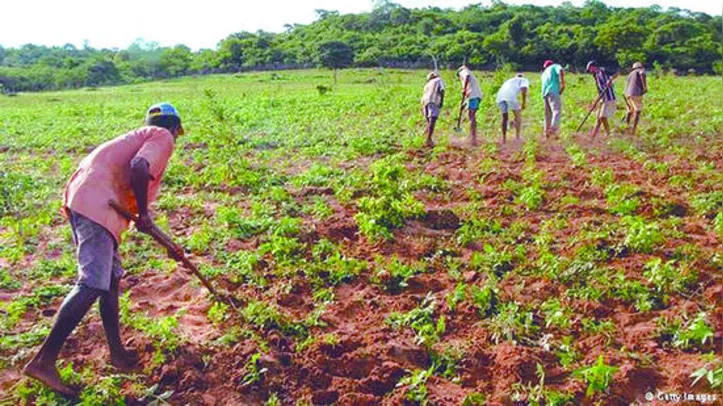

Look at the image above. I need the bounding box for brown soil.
[2,135,721,405]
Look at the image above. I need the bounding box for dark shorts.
[69,210,124,291]
[467,97,481,110]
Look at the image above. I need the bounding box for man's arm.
[463,76,470,99]
[559,69,566,95]
[605,72,618,88]
[130,157,154,233]
[641,72,648,93]
[439,89,445,108]
[521,87,528,109]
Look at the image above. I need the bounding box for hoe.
[454,100,467,133]
[576,75,618,133]
[109,200,238,308]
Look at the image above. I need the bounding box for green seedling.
[574,355,618,396]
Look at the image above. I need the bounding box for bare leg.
[24,284,102,396]
[591,119,602,138]
[622,97,631,134]
[100,276,138,370]
[501,112,508,144]
[428,118,437,145]
[632,111,641,136]
[469,109,478,145]
[513,110,522,139]
[624,111,632,135]
[601,118,610,137]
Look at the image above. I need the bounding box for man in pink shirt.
[24,103,184,396]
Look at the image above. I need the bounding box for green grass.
[0,68,721,403]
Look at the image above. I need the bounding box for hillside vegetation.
[0,0,720,92]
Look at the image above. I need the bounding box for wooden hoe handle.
[108,200,220,298]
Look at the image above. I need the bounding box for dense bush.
[0,1,720,92]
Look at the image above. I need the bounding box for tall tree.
[317,41,354,82]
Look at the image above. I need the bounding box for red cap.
[543,60,554,68]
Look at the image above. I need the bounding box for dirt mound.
[422,208,461,230]
[4,137,722,405]
[489,343,542,398]
[610,362,662,403]
[317,213,359,241]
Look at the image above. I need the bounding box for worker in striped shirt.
[586,61,617,138]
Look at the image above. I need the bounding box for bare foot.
[24,361,77,397]
[425,139,435,148]
[110,348,139,371]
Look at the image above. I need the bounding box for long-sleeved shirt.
[594,68,616,102]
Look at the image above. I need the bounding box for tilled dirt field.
[2,135,721,405]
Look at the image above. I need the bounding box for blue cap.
[147,102,181,119]
[146,102,184,134]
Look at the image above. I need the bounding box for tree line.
[1,0,720,92]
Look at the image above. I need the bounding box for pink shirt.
[63,126,175,244]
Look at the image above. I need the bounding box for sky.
[1,0,719,51]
